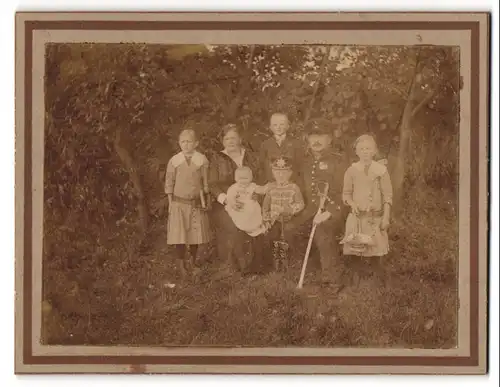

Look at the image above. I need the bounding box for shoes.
[352,272,361,288]
[212,265,235,280]
[177,259,187,279]
[320,281,345,295]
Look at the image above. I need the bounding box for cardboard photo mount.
[14,11,490,375]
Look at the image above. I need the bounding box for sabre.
[297,181,329,289]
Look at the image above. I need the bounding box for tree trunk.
[392,49,421,212]
[212,45,256,122]
[112,129,149,237]
[303,46,339,125]
[393,94,414,206]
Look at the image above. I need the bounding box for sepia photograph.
[42,42,461,348]
[14,12,489,374]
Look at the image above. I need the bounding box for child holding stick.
[165,128,211,279]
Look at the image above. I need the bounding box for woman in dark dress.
[208,124,263,277]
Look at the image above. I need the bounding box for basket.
[340,215,375,254]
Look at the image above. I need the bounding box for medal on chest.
[318,161,328,170]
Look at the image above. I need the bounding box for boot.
[372,257,386,288]
[351,271,361,288]
[177,259,187,280]
[185,256,201,277]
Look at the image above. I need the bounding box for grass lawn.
[42,188,458,349]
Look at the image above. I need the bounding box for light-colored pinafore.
[341,161,393,257]
[165,151,212,245]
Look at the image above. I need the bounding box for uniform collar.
[306,147,342,160]
[309,149,329,161]
[275,181,292,187]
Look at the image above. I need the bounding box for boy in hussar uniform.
[259,113,304,184]
[284,118,350,290]
[261,157,305,271]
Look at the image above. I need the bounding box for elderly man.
[285,118,350,290]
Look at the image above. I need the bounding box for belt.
[172,195,202,206]
[355,209,384,217]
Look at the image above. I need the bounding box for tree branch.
[304,46,336,124]
[384,84,409,99]
[225,45,256,120]
[246,45,256,70]
[112,128,149,234]
[386,47,422,158]
[205,45,256,120]
[411,90,436,117]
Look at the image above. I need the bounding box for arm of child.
[262,191,272,222]
[380,169,393,207]
[291,184,305,214]
[380,170,393,229]
[342,167,357,214]
[165,158,176,207]
[201,156,210,194]
[254,183,270,195]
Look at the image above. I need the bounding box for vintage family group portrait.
[14,11,490,375]
[165,116,392,288]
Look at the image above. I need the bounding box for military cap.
[304,118,333,136]
[271,157,293,170]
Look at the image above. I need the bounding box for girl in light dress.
[341,134,393,286]
[165,128,211,279]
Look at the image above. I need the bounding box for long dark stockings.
[174,244,198,261]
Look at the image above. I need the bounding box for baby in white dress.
[225,166,268,237]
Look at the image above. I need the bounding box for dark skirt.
[211,202,255,272]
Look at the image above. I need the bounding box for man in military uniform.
[285,118,349,289]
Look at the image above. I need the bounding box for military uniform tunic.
[285,150,349,283]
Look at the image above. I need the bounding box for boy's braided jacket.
[262,182,305,222]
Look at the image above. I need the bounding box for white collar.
[236,182,255,190]
[352,160,387,177]
[170,151,206,168]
